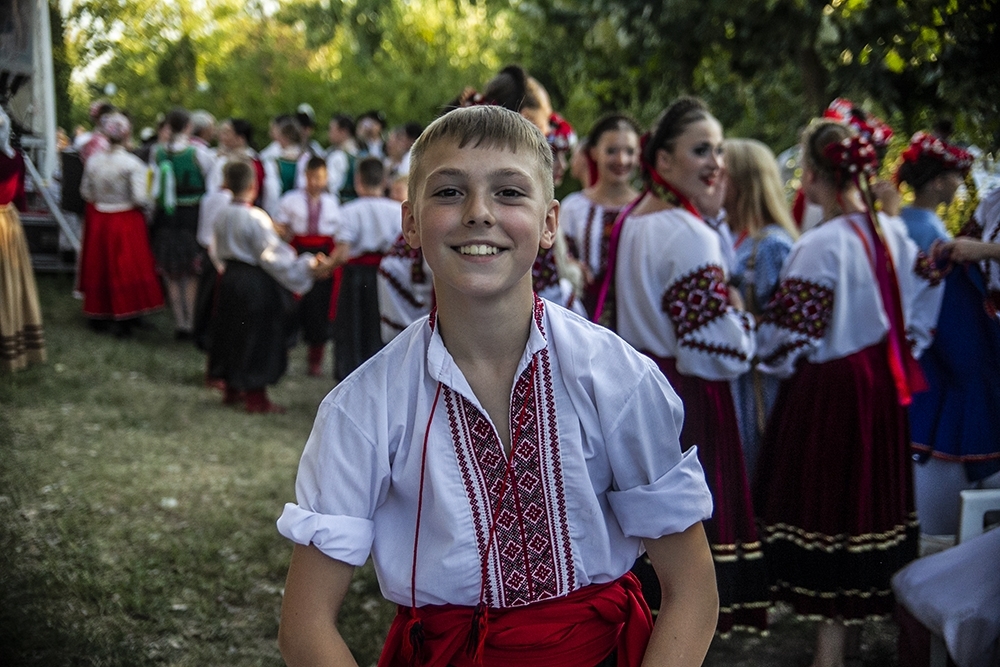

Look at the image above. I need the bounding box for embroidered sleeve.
[662,265,730,337]
[913,251,944,286]
[759,278,834,368]
[661,264,755,379]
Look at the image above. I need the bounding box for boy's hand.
[274,222,293,242]
[310,253,331,279]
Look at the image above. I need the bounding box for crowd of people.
[2,61,999,667]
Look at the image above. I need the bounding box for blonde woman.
[723,138,798,478]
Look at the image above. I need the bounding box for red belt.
[291,234,335,255]
[378,572,652,667]
[348,251,384,266]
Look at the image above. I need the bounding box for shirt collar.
[425,296,548,408]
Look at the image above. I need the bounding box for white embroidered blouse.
[613,206,756,381]
[757,212,944,378]
[377,234,433,343]
[277,299,713,608]
[80,146,151,213]
[275,190,341,238]
[336,196,404,257]
[559,191,622,280]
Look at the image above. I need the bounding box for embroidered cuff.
[607,447,714,539]
[276,503,375,566]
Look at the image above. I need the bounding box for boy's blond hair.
[408,106,554,202]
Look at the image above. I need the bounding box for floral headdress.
[823,97,894,150]
[822,134,880,185]
[899,131,973,174]
[547,112,575,154]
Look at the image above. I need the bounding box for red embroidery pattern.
[582,205,619,277]
[445,299,573,607]
[913,252,944,287]
[532,246,560,293]
[764,278,835,338]
[680,339,749,361]
[662,265,730,337]
[378,266,426,309]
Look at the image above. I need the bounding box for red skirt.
[79,207,164,319]
[639,354,769,634]
[754,341,918,621]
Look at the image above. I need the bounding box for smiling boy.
[276,106,718,667]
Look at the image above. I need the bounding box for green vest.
[156,146,206,208]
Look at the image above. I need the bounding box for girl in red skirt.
[79,112,164,336]
[595,96,770,635]
[755,119,945,667]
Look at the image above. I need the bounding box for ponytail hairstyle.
[641,97,713,183]
[802,118,881,225]
[482,65,540,113]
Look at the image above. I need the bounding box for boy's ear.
[401,200,421,248]
[539,199,559,250]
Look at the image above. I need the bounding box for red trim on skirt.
[378,573,652,667]
[79,206,165,319]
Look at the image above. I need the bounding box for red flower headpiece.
[900,131,974,174]
[547,112,575,153]
[823,97,894,150]
[823,135,880,182]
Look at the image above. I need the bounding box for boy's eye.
[497,188,525,198]
[432,187,462,198]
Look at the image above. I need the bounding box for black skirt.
[332,263,383,382]
[209,261,295,391]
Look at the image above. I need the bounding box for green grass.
[0,274,395,667]
[1,275,898,666]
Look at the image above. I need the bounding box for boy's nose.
[464,192,494,226]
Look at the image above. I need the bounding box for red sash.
[290,234,335,256]
[377,573,652,667]
[348,251,385,266]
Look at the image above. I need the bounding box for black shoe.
[114,321,134,338]
[87,319,112,333]
[175,330,193,341]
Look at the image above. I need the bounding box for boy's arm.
[279,543,359,667]
[641,522,718,667]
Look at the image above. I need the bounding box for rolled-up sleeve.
[276,399,391,566]
[602,364,713,539]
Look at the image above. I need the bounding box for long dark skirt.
[332,263,383,382]
[151,204,201,277]
[634,354,770,634]
[209,261,294,391]
[754,341,918,622]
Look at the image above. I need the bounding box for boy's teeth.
[458,245,498,256]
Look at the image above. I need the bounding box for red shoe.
[206,377,226,391]
[307,345,324,377]
[223,385,245,405]
[244,389,286,414]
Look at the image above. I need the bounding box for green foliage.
[60,0,997,165]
